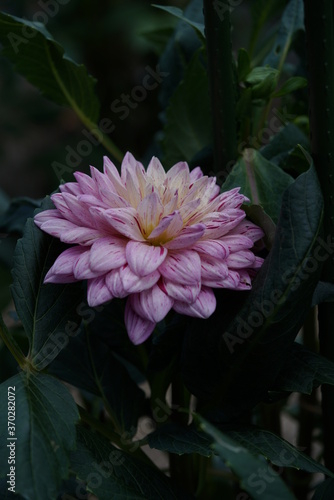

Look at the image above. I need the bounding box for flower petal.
[87,276,113,307]
[103,156,128,199]
[106,265,160,296]
[73,250,104,279]
[226,250,256,269]
[46,246,86,276]
[164,224,205,250]
[125,300,155,345]
[191,240,229,260]
[200,255,229,280]
[159,250,201,285]
[129,284,174,323]
[103,207,145,240]
[173,286,216,318]
[147,211,183,241]
[137,192,164,237]
[220,234,254,252]
[89,237,127,272]
[126,241,167,276]
[147,156,166,185]
[162,279,201,304]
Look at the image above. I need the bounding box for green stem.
[45,41,123,163]
[203,0,237,175]
[78,406,154,466]
[0,314,26,369]
[304,0,334,471]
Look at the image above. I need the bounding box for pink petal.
[191,240,229,260]
[200,255,229,280]
[137,192,164,238]
[125,301,156,345]
[147,157,166,185]
[105,268,128,298]
[103,207,145,241]
[44,271,77,284]
[189,166,203,182]
[202,270,240,289]
[121,152,144,182]
[252,256,264,269]
[73,250,104,280]
[159,250,201,285]
[61,192,96,226]
[229,220,264,242]
[103,156,128,199]
[106,265,160,296]
[89,237,127,272]
[147,211,183,240]
[34,208,60,227]
[59,182,83,196]
[90,166,117,199]
[164,224,205,250]
[60,226,104,246]
[46,246,86,276]
[129,284,174,323]
[87,276,113,307]
[226,250,256,269]
[220,234,254,252]
[166,162,190,198]
[162,279,201,304]
[173,286,216,319]
[202,210,246,239]
[78,194,109,209]
[126,241,167,276]
[73,171,98,196]
[125,170,142,207]
[234,270,252,290]
[99,190,130,209]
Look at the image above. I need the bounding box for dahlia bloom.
[34,153,264,344]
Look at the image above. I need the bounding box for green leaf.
[11,197,85,370]
[152,4,205,39]
[197,416,295,500]
[162,50,212,168]
[249,0,285,57]
[244,204,276,249]
[0,198,41,235]
[222,149,294,223]
[71,425,192,500]
[147,422,213,457]
[261,123,310,166]
[245,66,279,99]
[272,342,334,394]
[0,372,78,500]
[227,427,334,477]
[264,0,304,70]
[271,76,307,97]
[0,11,100,124]
[48,326,146,434]
[218,163,324,414]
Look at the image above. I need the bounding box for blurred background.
[0,0,191,199]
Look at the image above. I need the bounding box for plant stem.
[203,0,238,175]
[304,0,334,471]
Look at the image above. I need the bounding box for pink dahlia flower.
[34,153,264,344]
